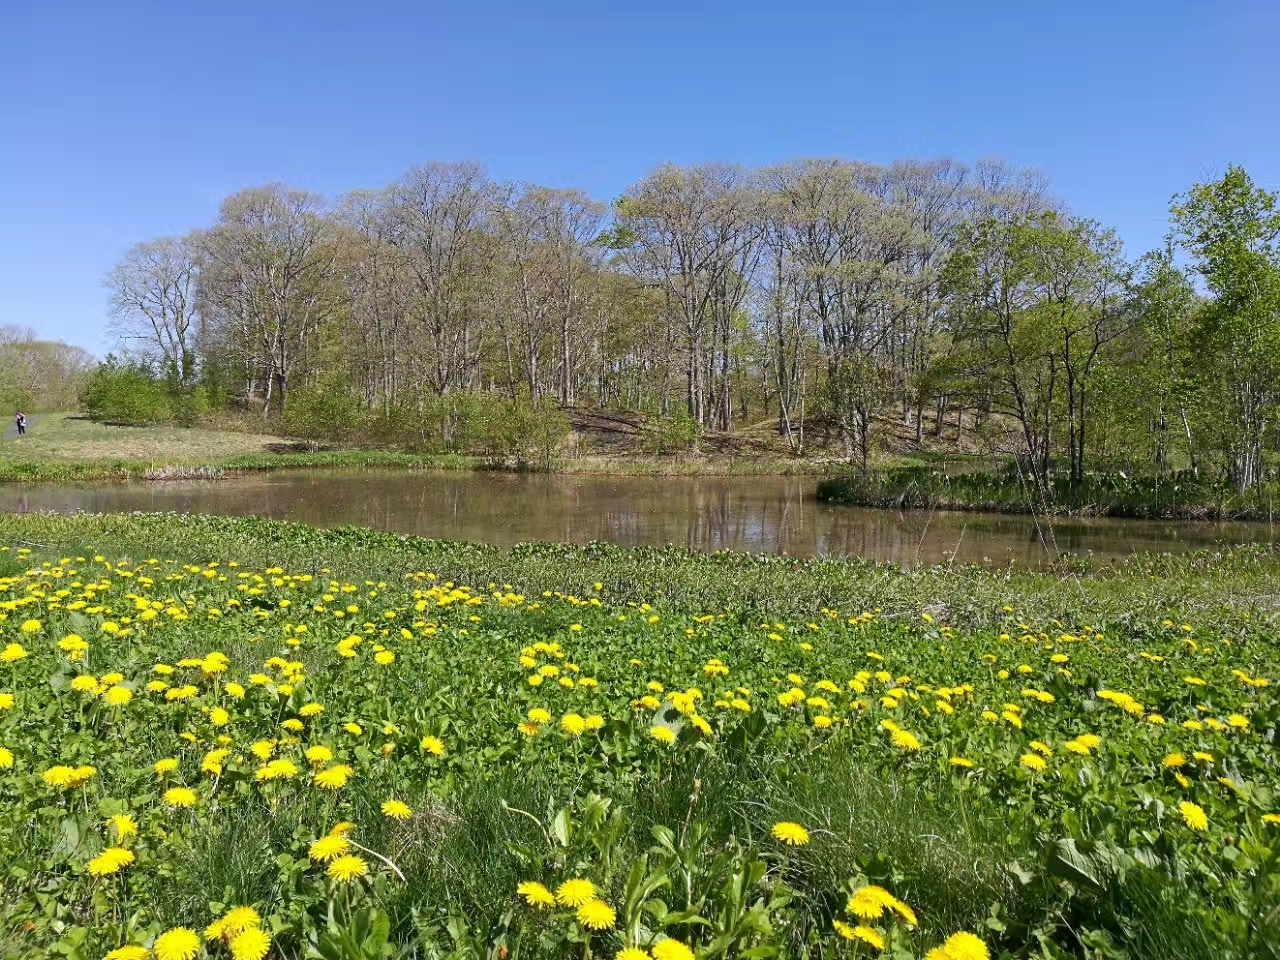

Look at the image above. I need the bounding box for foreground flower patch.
[0,544,1277,959]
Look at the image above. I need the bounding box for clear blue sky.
[2,0,1276,353]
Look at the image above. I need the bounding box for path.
[2,414,36,439]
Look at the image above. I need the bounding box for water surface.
[1,469,1273,565]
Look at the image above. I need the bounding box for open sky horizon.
[3,0,1277,354]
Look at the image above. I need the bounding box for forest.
[82,160,1280,492]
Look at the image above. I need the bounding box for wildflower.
[0,747,13,769]
[949,756,974,768]
[932,931,990,960]
[1019,753,1047,773]
[305,745,333,765]
[616,949,650,960]
[154,758,179,777]
[381,799,412,820]
[314,764,354,790]
[527,708,551,725]
[651,940,695,960]
[1178,800,1208,832]
[309,834,350,862]
[104,685,133,707]
[770,821,810,846]
[87,847,135,876]
[163,787,197,808]
[834,921,885,950]
[327,854,369,882]
[890,729,921,752]
[560,713,587,736]
[517,880,556,908]
[1227,713,1250,729]
[154,928,201,960]
[219,907,262,937]
[577,899,617,930]
[649,726,676,745]
[1163,753,1187,769]
[105,947,150,960]
[229,927,271,960]
[555,878,597,906]
[107,813,137,839]
[846,885,896,920]
[420,735,445,756]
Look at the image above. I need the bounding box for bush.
[641,411,700,455]
[80,357,175,425]
[282,373,365,441]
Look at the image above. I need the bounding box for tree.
[106,236,202,386]
[1171,166,1280,492]
[615,164,763,429]
[945,212,1128,489]
[197,185,340,416]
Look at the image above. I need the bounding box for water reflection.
[0,469,1273,565]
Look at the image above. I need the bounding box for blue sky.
[2,0,1276,353]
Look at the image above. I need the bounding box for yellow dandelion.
[770,821,810,846]
[577,899,617,930]
[153,927,201,960]
[1178,800,1208,832]
[517,880,556,908]
[555,878,597,907]
[309,833,351,862]
[327,854,369,882]
[381,799,412,820]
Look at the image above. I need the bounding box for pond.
[1,468,1275,565]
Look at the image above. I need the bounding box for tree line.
[100,160,1280,490]
[0,325,94,415]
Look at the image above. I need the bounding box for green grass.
[2,514,1278,959]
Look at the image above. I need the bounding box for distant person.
[14,412,26,436]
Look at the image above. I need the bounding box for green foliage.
[816,466,1280,520]
[284,373,367,442]
[80,357,176,426]
[641,412,700,455]
[1,518,1280,959]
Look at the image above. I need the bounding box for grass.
[3,511,1278,627]
[1,513,1277,959]
[0,412,922,483]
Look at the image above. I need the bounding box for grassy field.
[1,513,1279,959]
[0,412,958,484]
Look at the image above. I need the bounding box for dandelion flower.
[381,799,412,820]
[651,940,695,960]
[834,921,885,950]
[327,854,369,882]
[0,747,13,769]
[616,949,651,960]
[1178,800,1208,832]
[577,899,617,930]
[938,931,989,960]
[649,726,676,745]
[163,787,197,808]
[314,764,353,790]
[846,885,895,920]
[517,880,556,908]
[560,713,587,736]
[220,906,262,937]
[87,847,135,876]
[890,729,921,752]
[1019,753,1047,773]
[153,927,201,960]
[770,821,810,846]
[420,735,445,756]
[555,878,597,907]
[309,834,350,862]
[229,927,271,960]
[104,947,149,960]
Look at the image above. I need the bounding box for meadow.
[0,514,1278,960]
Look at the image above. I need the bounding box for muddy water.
[1,469,1274,565]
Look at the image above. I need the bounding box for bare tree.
[106,236,201,384]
